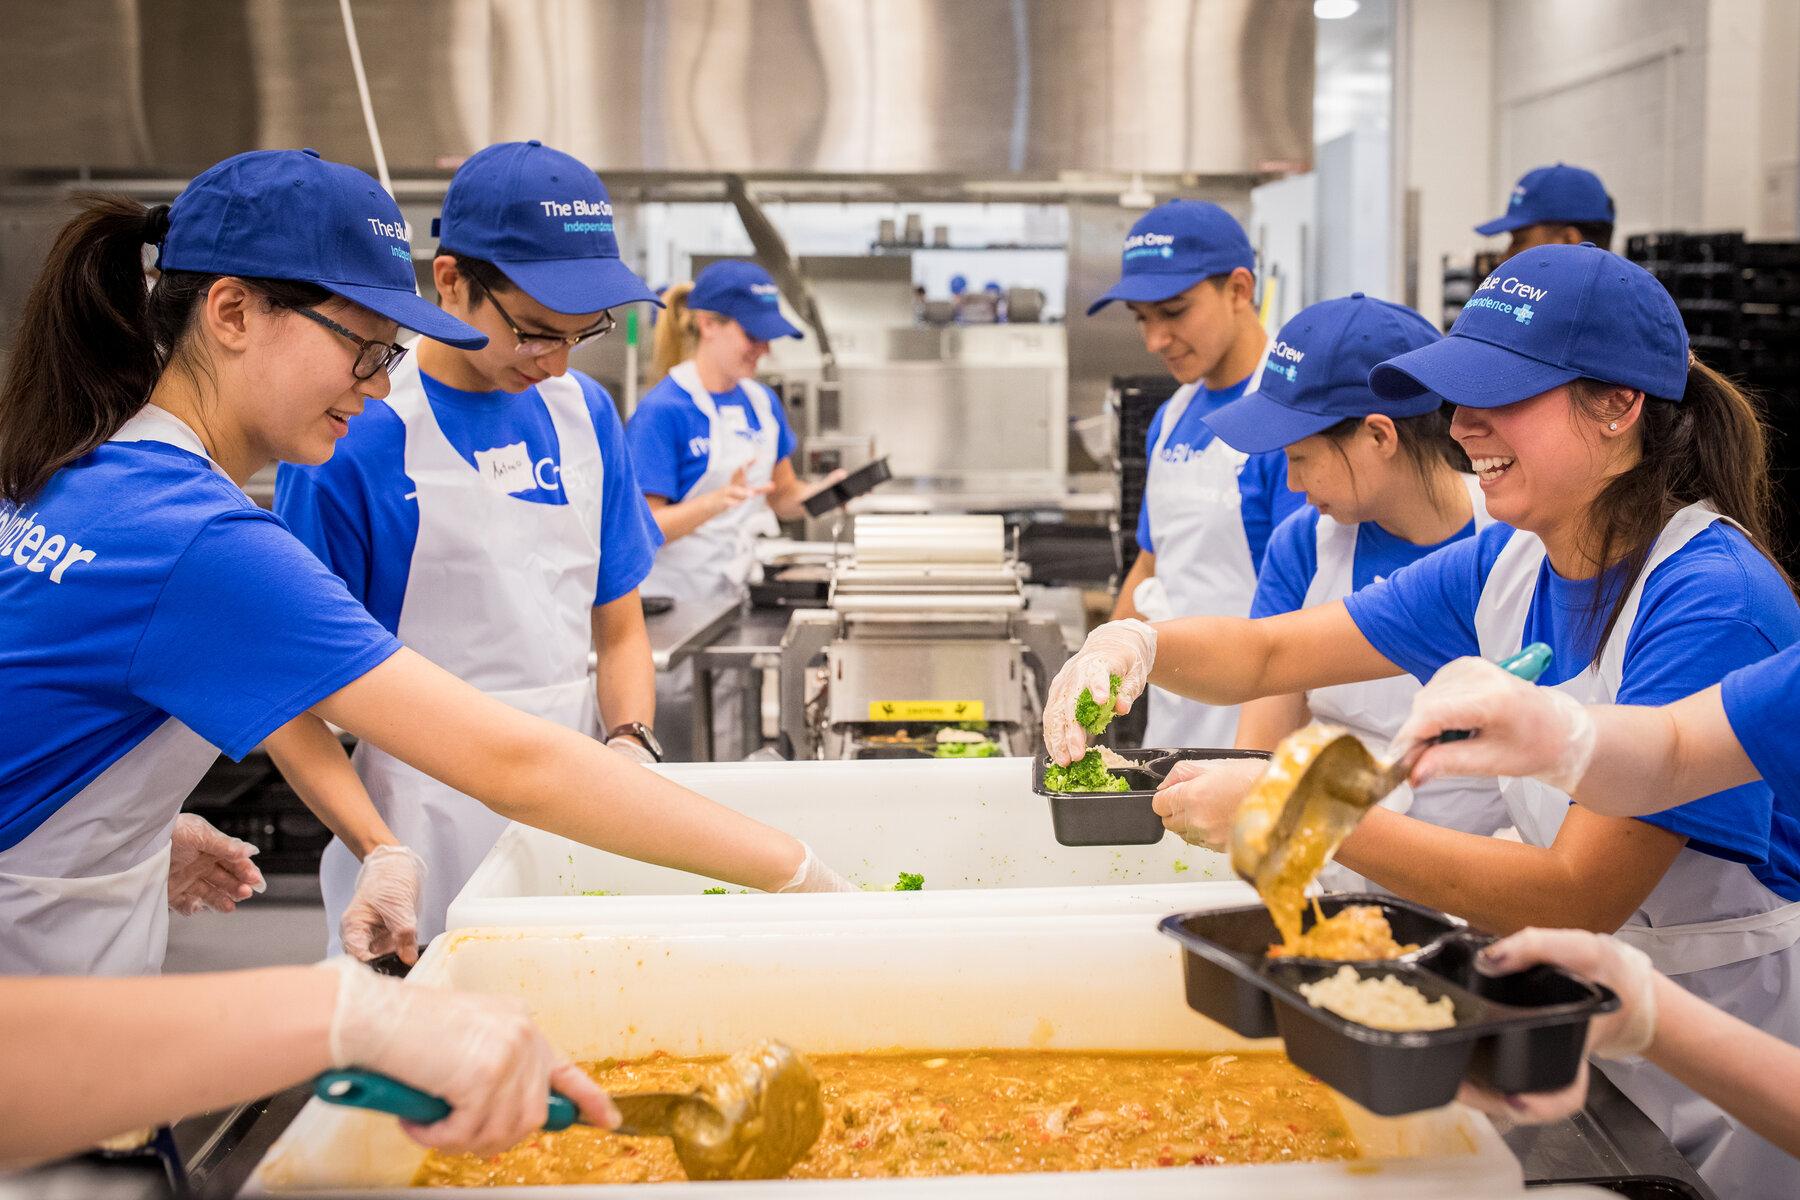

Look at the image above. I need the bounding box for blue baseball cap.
[157,149,486,349]
[1086,200,1255,316]
[1370,244,1688,410]
[687,261,803,342]
[1204,294,1444,455]
[1475,164,1615,236]
[433,141,660,315]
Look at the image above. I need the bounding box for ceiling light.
[1314,0,1360,18]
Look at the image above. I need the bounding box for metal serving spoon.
[1229,644,1552,900]
[314,1037,824,1181]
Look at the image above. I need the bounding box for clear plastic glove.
[1152,758,1266,849]
[774,840,859,893]
[167,813,265,915]
[710,463,775,515]
[605,736,657,766]
[1043,619,1158,766]
[1453,927,1658,1127]
[341,845,426,965]
[319,957,619,1157]
[1391,657,1596,793]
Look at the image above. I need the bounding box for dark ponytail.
[1319,402,1473,516]
[0,192,331,504]
[1571,362,1793,657]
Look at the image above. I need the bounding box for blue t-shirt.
[1135,378,1304,574]
[1251,507,1480,619]
[1343,521,1800,897]
[1722,646,1800,860]
[275,370,662,636]
[0,441,401,851]
[626,375,798,502]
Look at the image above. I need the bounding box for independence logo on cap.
[435,141,660,316]
[1475,164,1614,236]
[688,261,803,342]
[1086,200,1255,315]
[1371,244,1687,410]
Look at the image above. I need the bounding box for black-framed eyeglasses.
[294,307,410,381]
[469,275,615,357]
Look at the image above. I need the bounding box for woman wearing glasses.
[0,146,851,986]
[627,261,842,760]
[273,142,782,954]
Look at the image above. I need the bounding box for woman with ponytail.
[1045,245,1800,1197]
[626,260,841,758]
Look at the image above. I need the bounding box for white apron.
[319,360,604,950]
[1473,502,1800,1200]
[0,408,227,976]
[1141,346,1270,750]
[641,362,781,761]
[1310,478,1509,892]
[640,361,781,607]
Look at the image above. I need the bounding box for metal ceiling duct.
[0,0,1312,176]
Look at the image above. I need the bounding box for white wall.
[1401,0,1799,331]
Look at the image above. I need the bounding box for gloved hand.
[1043,620,1158,766]
[167,813,266,915]
[1151,758,1267,850]
[1391,657,1596,793]
[1454,927,1659,1127]
[341,845,426,965]
[774,841,859,893]
[319,957,619,1157]
[605,736,658,766]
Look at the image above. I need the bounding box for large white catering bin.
[245,912,1529,1198]
[449,759,1246,931]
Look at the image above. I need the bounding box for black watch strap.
[606,721,664,762]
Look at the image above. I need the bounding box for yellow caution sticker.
[867,700,985,722]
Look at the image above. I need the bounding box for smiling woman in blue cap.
[628,260,843,759]
[1046,243,1800,1197]
[1054,200,1303,756]
[1142,294,1507,872]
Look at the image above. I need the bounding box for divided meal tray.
[1158,894,1620,1115]
[1033,747,1270,846]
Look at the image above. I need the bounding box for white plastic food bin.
[245,912,1528,1198]
[449,759,1243,931]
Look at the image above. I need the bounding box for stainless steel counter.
[643,596,740,673]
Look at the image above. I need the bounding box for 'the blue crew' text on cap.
[1086,200,1255,315]
[1370,243,1688,410]
[434,140,661,316]
[1204,293,1444,455]
[158,149,486,349]
[687,261,804,342]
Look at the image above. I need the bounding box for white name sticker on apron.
[473,441,536,494]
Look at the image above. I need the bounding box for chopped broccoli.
[1075,673,1123,736]
[894,871,925,891]
[1042,749,1130,793]
[701,886,730,894]
[934,740,1001,758]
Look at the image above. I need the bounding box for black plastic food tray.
[802,456,892,516]
[1159,895,1619,1115]
[1034,747,1270,847]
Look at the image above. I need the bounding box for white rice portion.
[1297,965,1457,1031]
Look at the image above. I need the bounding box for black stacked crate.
[1627,232,1800,576]
[1111,374,1181,570]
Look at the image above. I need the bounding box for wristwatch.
[605,721,664,763]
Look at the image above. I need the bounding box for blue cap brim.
[1473,213,1539,236]
[1085,271,1211,316]
[492,256,664,315]
[1201,391,1342,455]
[1370,335,1579,410]
[738,309,804,341]
[327,281,489,350]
